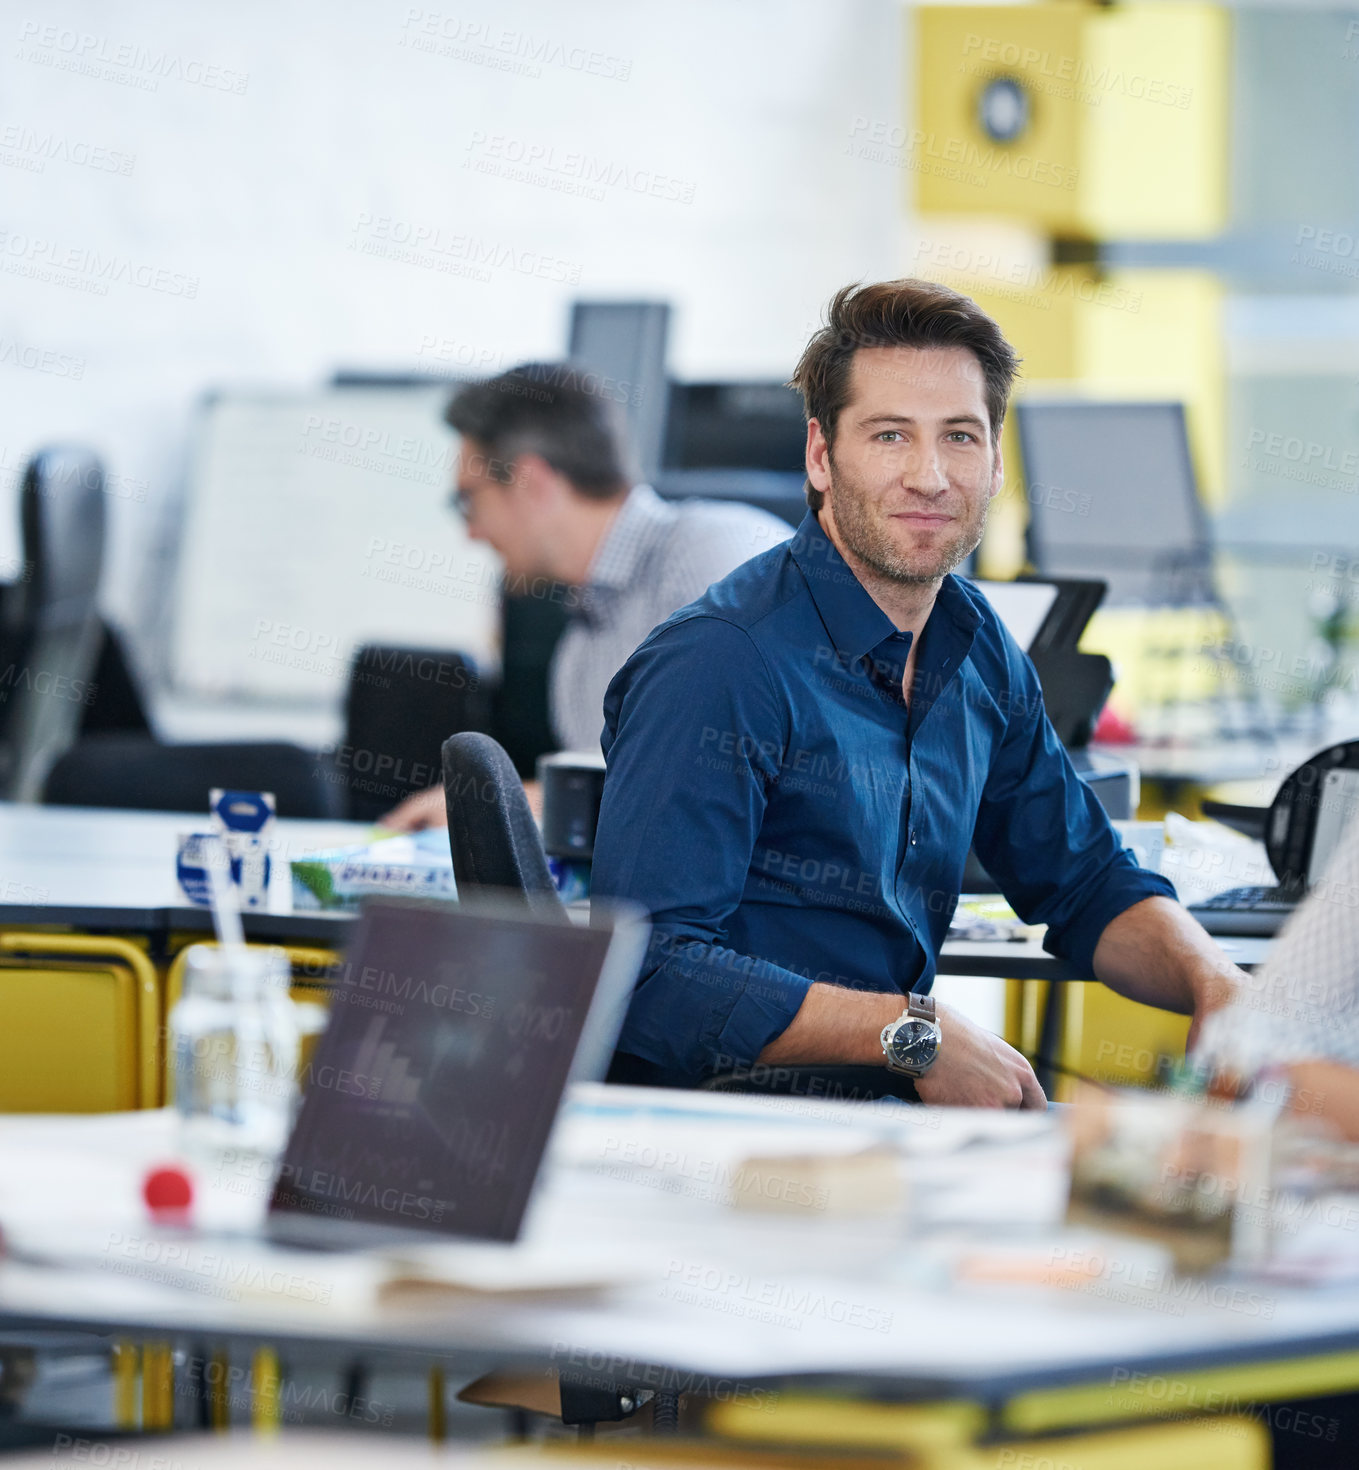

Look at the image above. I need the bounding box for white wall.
[0,0,904,688]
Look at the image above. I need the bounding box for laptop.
[1190,766,1359,937]
[265,896,648,1248]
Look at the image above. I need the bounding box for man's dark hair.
[445,362,633,499]
[789,279,1021,512]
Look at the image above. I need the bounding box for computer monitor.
[1015,401,1215,606]
[568,301,671,480]
[654,380,809,527]
[969,580,1059,653]
[663,382,806,473]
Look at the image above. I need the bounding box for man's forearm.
[757,982,903,1066]
[1092,895,1244,1021]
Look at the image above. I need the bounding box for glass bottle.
[169,944,301,1167]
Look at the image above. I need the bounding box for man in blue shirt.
[591,279,1244,1106]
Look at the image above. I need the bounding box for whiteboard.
[169,389,502,701]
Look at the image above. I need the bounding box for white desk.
[0,803,1273,978]
[940,932,1272,978]
[0,1090,1356,1425]
[0,802,372,942]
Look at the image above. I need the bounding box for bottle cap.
[143,1165,194,1218]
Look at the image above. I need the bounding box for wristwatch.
[880,992,942,1077]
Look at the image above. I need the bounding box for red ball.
[143,1165,194,1214]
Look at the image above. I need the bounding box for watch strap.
[907,991,936,1023]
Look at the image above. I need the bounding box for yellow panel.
[916,5,1085,231]
[914,4,1229,239]
[956,267,1222,573]
[1007,1351,1359,1435]
[713,1394,1266,1467]
[0,932,161,1107]
[1082,4,1230,239]
[968,267,1222,506]
[708,1394,982,1450]
[983,1417,1267,1469]
[1079,604,1235,721]
[0,961,138,1111]
[1074,270,1226,502]
[1060,980,1192,1098]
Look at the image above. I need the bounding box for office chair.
[440,732,561,907]
[0,446,108,801]
[43,736,343,818]
[442,731,670,1432]
[342,644,491,822]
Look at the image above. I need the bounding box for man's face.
[806,345,1003,585]
[452,438,541,578]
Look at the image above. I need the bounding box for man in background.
[382,362,790,830]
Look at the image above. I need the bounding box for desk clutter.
[2,1083,1359,1463]
[289,829,457,910]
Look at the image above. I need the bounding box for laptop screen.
[1309,768,1359,889]
[269,900,643,1242]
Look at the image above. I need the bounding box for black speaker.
[538,752,607,859]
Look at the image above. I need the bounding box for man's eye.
[947,431,975,443]
[876,431,903,443]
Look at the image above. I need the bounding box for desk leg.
[1036,980,1063,1098]
[209,1351,231,1430]
[111,1342,138,1431]
[251,1348,281,1433]
[428,1365,447,1443]
[141,1343,174,1430]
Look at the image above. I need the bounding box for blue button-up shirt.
[592,511,1174,1086]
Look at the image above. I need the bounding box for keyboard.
[1189,885,1299,937]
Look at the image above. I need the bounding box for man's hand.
[915,1002,1047,1109]
[757,983,1045,1108]
[378,785,447,833]
[379,778,545,833]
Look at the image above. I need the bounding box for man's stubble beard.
[825,448,990,586]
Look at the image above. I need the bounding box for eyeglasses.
[448,488,475,520]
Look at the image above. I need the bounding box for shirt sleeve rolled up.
[972,647,1177,976]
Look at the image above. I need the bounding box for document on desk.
[556,1083,1068,1228]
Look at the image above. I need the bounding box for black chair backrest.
[43,735,343,818]
[441,732,561,908]
[342,644,491,822]
[0,447,107,800]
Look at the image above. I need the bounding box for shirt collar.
[584,484,673,594]
[788,509,983,664]
[789,511,897,662]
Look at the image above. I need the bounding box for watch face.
[887,1018,939,1072]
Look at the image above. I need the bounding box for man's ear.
[806,418,833,496]
[989,435,1004,502]
[506,452,556,501]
